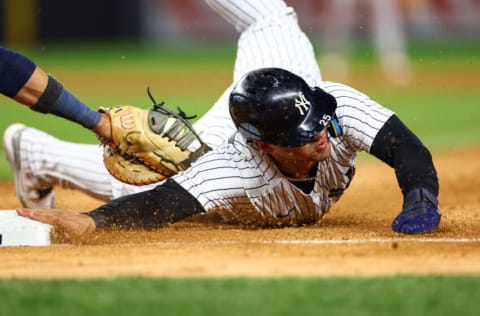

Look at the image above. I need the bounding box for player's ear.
[252,141,274,153]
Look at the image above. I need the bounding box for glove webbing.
[147,88,212,169]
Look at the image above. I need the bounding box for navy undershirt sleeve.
[86,179,206,229]
[0,46,36,97]
[370,115,439,196]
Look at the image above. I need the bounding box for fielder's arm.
[0,46,111,140]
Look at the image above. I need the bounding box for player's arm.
[87,179,204,229]
[17,178,205,242]
[0,46,111,140]
[370,114,441,234]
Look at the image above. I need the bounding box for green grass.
[11,41,236,70]
[373,92,480,148]
[1,276,480,316]
[314,38,480,66]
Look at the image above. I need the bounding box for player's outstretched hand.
[16,207,96,243]
[392,188,441,234]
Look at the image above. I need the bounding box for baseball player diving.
[2,0,440,241]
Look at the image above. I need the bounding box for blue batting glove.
[392,188,441,234]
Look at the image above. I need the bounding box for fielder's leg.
[370,0,412,86]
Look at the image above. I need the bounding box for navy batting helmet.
[229,67,338,147]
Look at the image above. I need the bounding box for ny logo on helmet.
[294,93,310,116]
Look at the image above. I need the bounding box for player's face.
[259,128,331,163]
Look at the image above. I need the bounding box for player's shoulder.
[319,81,370,100]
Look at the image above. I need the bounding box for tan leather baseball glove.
[99,91,211,185]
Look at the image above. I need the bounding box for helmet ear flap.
[328,115,343,137]
[311,87,341,138]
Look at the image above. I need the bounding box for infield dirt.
[0,146,479,279]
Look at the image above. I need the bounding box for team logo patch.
[120,112,136,129]
[294,93,310,116]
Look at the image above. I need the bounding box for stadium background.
[2,0,480,44]
[1,1,480,315]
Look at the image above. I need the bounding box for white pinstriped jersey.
[170,0,395,226]
[174,81,394,227]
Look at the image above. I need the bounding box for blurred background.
[0,0,479,179]
[1,0,480,85]
[2,0,480,43]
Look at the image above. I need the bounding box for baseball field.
[0,41,479,315]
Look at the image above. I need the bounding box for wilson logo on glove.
[120,112,136,129]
